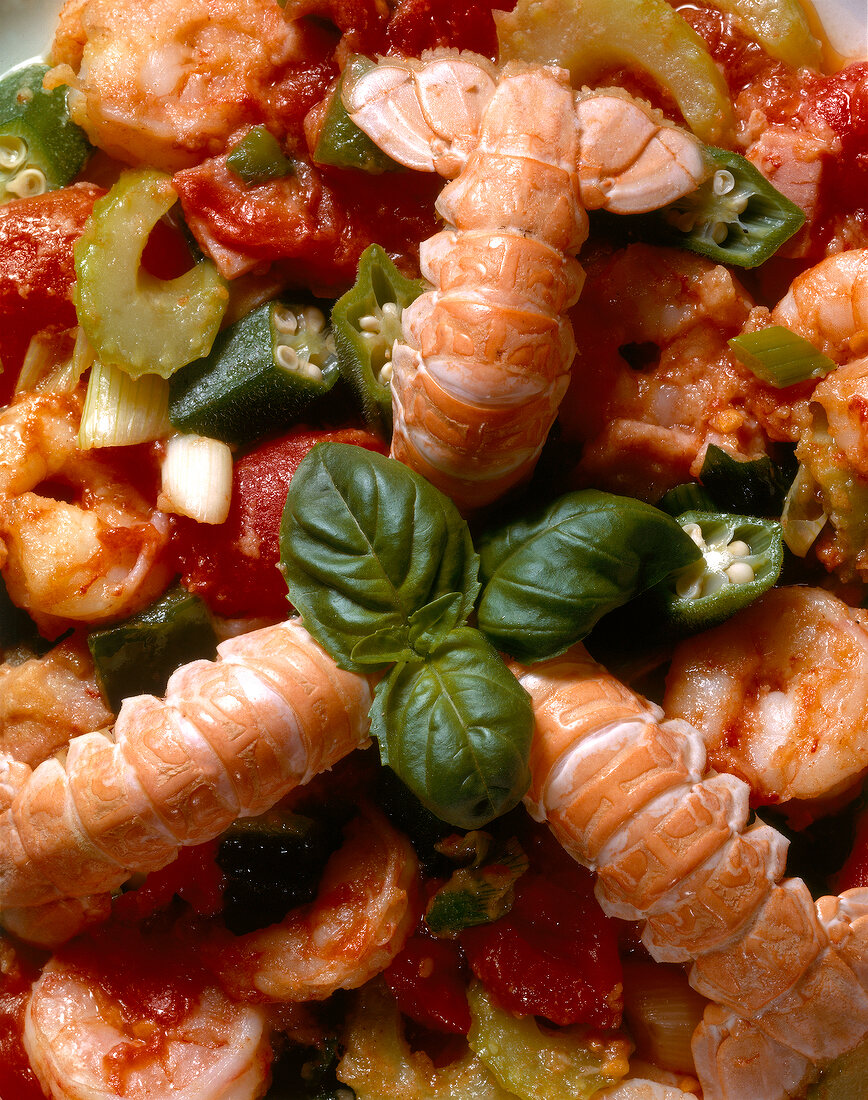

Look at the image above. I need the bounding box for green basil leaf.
[408,592,465,656]
[280,443,480,670]
[477,489,702,662]
[370,628,533,829]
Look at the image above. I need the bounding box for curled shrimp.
[0,618,373,911]
[558,243,766,501]
[24,928,271,1100]
[663,586,868,807]
[49,0,308,172]
[210,805,419,1003]
[511,643,868,1097]
[0,390,171,636]
[345,52,706,511]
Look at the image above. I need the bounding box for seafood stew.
[2,1,868,1098]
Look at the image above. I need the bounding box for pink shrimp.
[344,53,706,511]
[0,618,373,911]
[510,643,868,1099]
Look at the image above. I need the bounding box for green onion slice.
[729,325,836,388]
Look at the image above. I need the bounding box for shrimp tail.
[0,619,374,908]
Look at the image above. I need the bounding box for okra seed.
[683,523,704,547]
[272,307,298,335]
[709,221,729,245]
[713,169,736,196]
[700,571,727,598]
[275,344,299,370]
[301,306,325,334]
[378,362,393,385]
[358,314,381,334]
[0,136,27,172]
[6,167,46,198]
[382,302,400,321]
[728,540,751,558]
[726,561,755,585]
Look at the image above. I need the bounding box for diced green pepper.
[699,443,796,516]
[0,62,90,202]
[314,58,403,174]
[425,833,528,936]
[87,585,217,711]
[74,169,228,380]
[467,981,631,1100]
[169,300,340,444]
[332,243,425,438]
[226,125,295,185]
[664,510,783,633]
[652,146,805,268]
[0,572,38,650]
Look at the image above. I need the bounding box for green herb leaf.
[477,490,702,662]
[370,628,533,829]
[280,443,480,671]
[425,833,528,936]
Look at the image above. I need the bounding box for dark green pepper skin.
[664,510,784,634]
[169,300,340,445]
[649,146,805,268]
[87,586,217,711]
[332,243,425,438]
[314,58,402,174]
[0,63,90,199]
[226,125,294,185]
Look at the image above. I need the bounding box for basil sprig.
[280,443,479,671]
[280,443,532,829]
[477,490,702,663]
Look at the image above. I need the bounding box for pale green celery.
[712,0,822,69]
[74,169,228,380]
[467,982,631,1100]
[79,359,171,449]
[780,464,827,557]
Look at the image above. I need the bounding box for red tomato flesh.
[385,930,472,1035]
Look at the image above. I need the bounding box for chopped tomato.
[460,825,623,1028]
[385,930,472,1035]
[385,0,517,60]
[0,183,103,405]
[141,217,195,280]
[0,949,44,1100]
[836,803,868,892]
[171,426,387,619]
[113,840,225,922]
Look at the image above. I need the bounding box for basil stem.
[279,442,479,671]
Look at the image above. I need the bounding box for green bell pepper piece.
[74,169,228,380]
[331,243,425,438]
[169,300,340,445]
[651,145,805,268]
[314,58,402,174]
[699,443,796,516]
[87,585,217,711]
[226,125,295,185]
[664,510,783,633]
[0,62,90,202]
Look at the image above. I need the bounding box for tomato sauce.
[0,949,44,1100]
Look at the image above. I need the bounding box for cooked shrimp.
[211,805,418,1002]
[24,929,271,1100]
[345,53,706,511]
[49,0,308,172]
[558,243,766,501]
[0,893,112,948]
[663,586,868,807]
[0,618,373,910]
[0,390,171,636]
[0,637,114,769]
[511,643,868,1096]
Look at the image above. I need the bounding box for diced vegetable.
[226,125,294,185]
[87,585,217,711]
[729,326,835,387]
[384,931,472,1034]
[79,359,171,449]
[266,1038,349,1100]
[652,146,805,268]
[781,464,827,557]
[332,243,425,438]
[467,982,631,1100]
[664,510,784,633]
[658,482,716,516]
[160,433,233,524]
[0,63,90,203]
[425,833,528,936]
[807,1038,868,1099]
[315,59,403,174]
[496,0,733,143]
[74,170,228,380]
[712,0,822,69]
[168,300,340,445]
[0,573,37,649]
[621,960,707,1075]
[698,443,795,516]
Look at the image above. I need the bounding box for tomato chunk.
[113,840,225,921]
[0,947,43,1100]
[385,930,472,1035]
[172,426,386,619]
[460,825,623,1028]
[0,184,103,404]
[385,0,517,60]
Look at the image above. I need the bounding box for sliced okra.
[169,299,340,445]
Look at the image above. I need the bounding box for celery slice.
[712,0,822,69]
[496,0,733,143]
[467,982,631,1100]
[74,170,228,380]
[79,359,171,449]
[729,326,835,388]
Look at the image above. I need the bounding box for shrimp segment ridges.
[512,645,868,1087]
[0,620,374,908]
[346,53,705,511]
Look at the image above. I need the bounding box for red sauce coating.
[0,949,44,1100]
